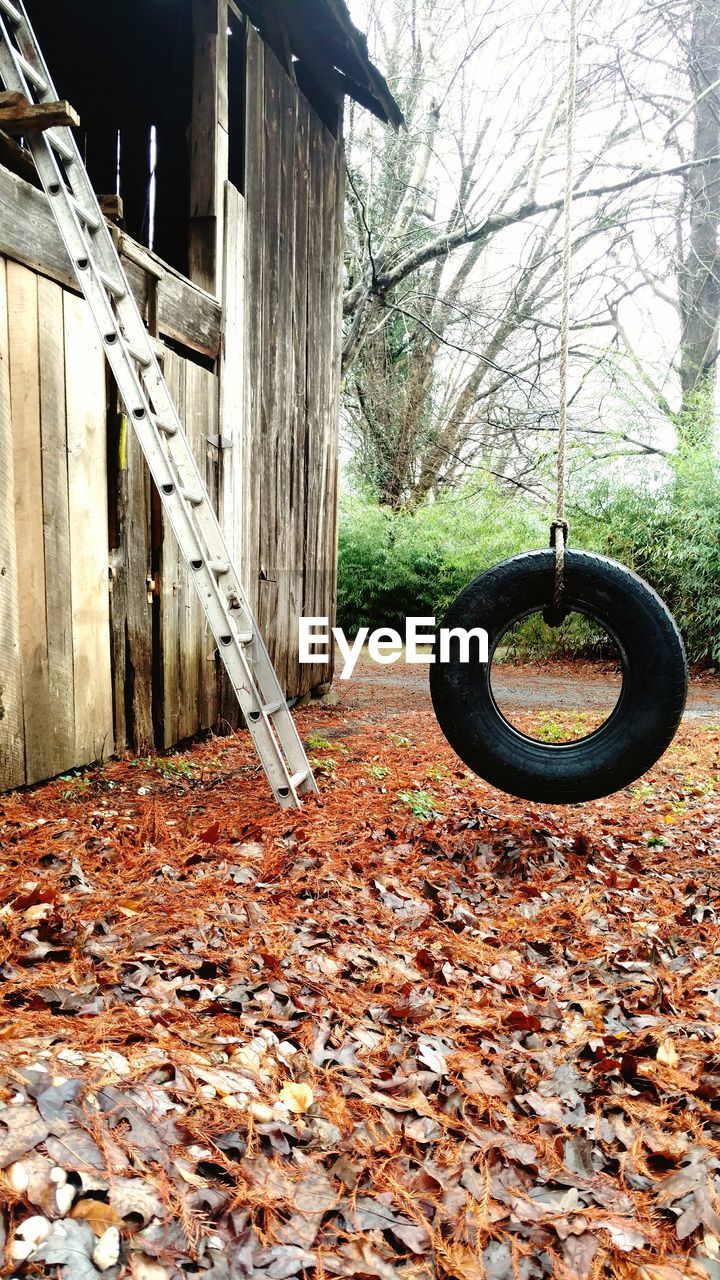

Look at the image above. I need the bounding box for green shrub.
[336,483,544,634]
[337,450,720,666]
[578,449,720,666]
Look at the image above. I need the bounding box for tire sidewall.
[430,550,688,803]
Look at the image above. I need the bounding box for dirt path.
[349,653,720,720]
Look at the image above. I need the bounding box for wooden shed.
[0,0,400,792]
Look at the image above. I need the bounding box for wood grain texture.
[64,291,114,768]
[7,261,52,786]
[257,48,283,675]
[220,183,245,576]
[108,396,154,756]
[242,28,344,698]
[243,25,265,628]
[0,168,222,358]
[37,274,75,776]
[218,183,246,727]
[184,359,218,737]
[0,18,346,793]
[0,257,25,790]
[290,97,311,695]
[189,0,229,292]
[0,92,79,134]
[158,350,220,746]
[159,350,185,749]
[303,117,326,689]
[273,60,298,694]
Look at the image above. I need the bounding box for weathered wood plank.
[124,426,155,754]
[0,130,37,186]
[189,0,229,293]
[7,261,53,785]
[0,91,80,134]
[303,117,327,691]
[220,183,245,574]
[0,167,222,358]
[240,30,344,700]
[188,359,219,732]
[274,62,298,695]
[0,257,25,790]
[323,137,345,686]
[109,398,154,755]
[157,350,220,746]
[179,360,209,739]
[290,97,312,697]
[218,182,245,727]
[243,26,265,625]
[64,290,114,768]
[159,350,185,749]
[257,44,283,676]
[37,274,76,776]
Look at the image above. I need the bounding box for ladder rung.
[0,0,23,26]
[16,51,47,94]
[236,631,253,645]
[125,341,152,368]
[153,415,178,437]
[46,130,74,163]
[97,269,126,300]
[209,559,230,575]
[288,771,309,790]
[67,191,100,232]
[263,700,283,716]
[180,488,205,508]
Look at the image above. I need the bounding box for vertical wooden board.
[109,398,154,756]
[243,25,265,619]
[219,183,246,726]
[272,62,298,694]
[221,185,246,578]
[177,358,199,743]
[185,358,218,735]
[159,349,185,748]
[7,261,52,786]
[303,119,326,689]
[320,135,344,658]
[125,429,154,754]
[314,131,334,656]
[0,258,25,790]
[326,142,345,672]
[302,124,344,693]
[201,362,220,731]
[37,275,75,776]
[257,49,284,671]
[189,0,229,293]
[64,291,113,768]
[290,99,312,697]
[155,349,223,749]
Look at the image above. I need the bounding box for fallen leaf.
[0,1104,50,1168]
[70,1198,123,1236]
[278,1082,314,1114]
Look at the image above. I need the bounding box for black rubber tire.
[430,550,688,803]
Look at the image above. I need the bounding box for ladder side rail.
[7,7,130,297]
[108,295,315,782]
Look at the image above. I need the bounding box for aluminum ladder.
[0,0,317,809]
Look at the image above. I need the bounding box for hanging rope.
[548,0,579,621]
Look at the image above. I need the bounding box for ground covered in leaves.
[1,663,720,1280]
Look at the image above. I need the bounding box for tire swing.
[430,0,688,804]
